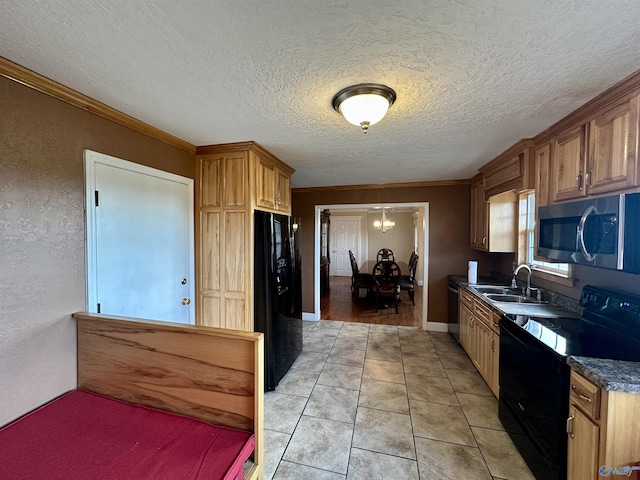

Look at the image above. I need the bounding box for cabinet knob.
[576,172,583,191]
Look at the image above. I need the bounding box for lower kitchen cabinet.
[567,370,640,480]
[567,403,599,480]
[460,288,500,397]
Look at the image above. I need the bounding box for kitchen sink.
[484,293,538,303]
[471,285,521,295]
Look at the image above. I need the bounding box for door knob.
[181,278,187,285]
[182,298,191,305]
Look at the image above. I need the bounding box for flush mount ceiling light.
[332,83,396,133]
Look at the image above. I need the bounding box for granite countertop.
[567,356,640,394]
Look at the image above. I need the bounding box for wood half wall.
[74,313,264,480]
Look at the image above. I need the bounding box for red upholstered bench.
[0,390,255,480]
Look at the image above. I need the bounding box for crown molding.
[0,56,196,154]
[292,178,470,193]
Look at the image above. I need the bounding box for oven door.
[499,319,570,476]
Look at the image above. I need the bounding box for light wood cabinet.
[534,143,552,208]
[255,150,294,214]
[567,370,640,480]
[550,94,640,203]
[460,303,474,359]
[480,139,534,197]
[472,316,492,381]
[490,331,499,395]
[587,94,640,196]
[551,125,587,202]
[469,173,517,253]
[469,174,487,250]
[567,403,599,480]
[195,141,294,331]
[459,289,500,397]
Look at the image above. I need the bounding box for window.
[518,192,572,281]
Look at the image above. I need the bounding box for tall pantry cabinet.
[195,141,294,331]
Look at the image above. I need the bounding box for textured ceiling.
[2,1,640,188]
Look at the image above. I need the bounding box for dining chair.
[350,250,373,298]
[376,248,395,261]
[400,254,418,305]
[372,260,401,313]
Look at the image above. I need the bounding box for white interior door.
[330,217,361,276]
[85,150,195,324]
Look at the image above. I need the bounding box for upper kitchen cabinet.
[254,149,294,214]
[195,141,295,331]
[551,124,587,202]
[480,139,535,198]
[534,143,552,208]
[587,94,640,196]
[543,89,640,203]
[470,174,517,253]
[469,174,487,250]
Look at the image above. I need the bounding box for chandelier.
[373,209,395,233]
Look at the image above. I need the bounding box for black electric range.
[499,285,640,480]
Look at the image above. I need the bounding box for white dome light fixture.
[332,83,396,133]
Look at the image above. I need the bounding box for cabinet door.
[470,177,487,250]
[587,95,640,195]
[534,143,551,208]
[552,125,587,202]
[256,156,276,210]
[275,168,291,213]
[567,404,599,480]
[490,331,500,397]
[460,304,474,357]
[473,318,493,383]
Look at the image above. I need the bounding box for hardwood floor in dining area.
[320,276,423,327]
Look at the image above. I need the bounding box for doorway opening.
[313,202,430,330]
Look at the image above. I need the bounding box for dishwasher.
[447,279,460,342]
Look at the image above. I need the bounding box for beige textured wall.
[0,76,194,426]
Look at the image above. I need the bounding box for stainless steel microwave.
[537,193,640,273]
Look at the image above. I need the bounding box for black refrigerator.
[254,211,303,391]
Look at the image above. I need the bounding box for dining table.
[360,260,409,276]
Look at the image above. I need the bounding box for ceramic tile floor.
[263,320,537,480]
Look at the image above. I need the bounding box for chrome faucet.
[512,264,532,296]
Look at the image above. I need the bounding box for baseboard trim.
[424,322,449,333]
[302,312,318,321]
